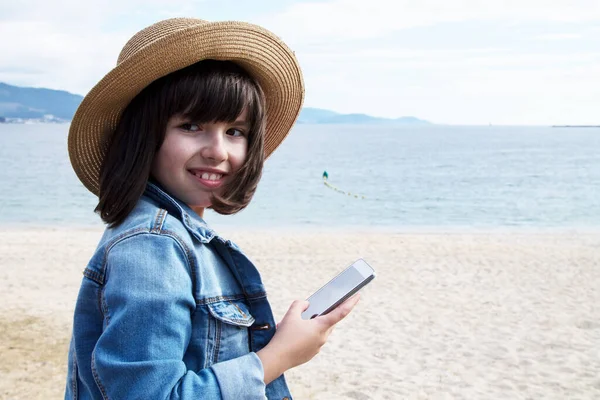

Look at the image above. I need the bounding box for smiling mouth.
[194,172,223,181]
[189,170,226,188]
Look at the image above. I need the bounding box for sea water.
[1,123,598,230]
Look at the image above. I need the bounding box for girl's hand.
[257,294,361,384]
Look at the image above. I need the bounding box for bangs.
[159,60,261,129]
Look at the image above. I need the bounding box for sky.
[0,0,599,125]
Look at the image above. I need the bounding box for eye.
[180,123,201,132]
[227,128,246,137]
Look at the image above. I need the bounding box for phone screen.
[302,262,372,319]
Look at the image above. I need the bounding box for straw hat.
[68,18,304,196]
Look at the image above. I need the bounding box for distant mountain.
[0,82,83,120]
[0,83,431,125]
[298,107,431,125]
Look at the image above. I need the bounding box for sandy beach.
[1,227,599,399]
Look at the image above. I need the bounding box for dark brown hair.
[95,60,266,227]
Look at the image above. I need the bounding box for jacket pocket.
[205,300,255,364]
[207,300,255,327]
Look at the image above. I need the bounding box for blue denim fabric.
[65,182,292,400]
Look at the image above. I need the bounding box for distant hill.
[0,83,431,124]
[0,82,83,120]
[298,107,430,125]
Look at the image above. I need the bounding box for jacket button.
[282,398,290,400]
[250,323,271,331]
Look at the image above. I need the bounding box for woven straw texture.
[68,18,304,196]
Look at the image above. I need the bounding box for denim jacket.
[65,182,292,400]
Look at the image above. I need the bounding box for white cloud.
[1,0,598,124]
[534,33,583,40]
[248,0,600,124]
[0,0,206,94]
[297,45,600,124]
[255,0,600,44]
[0,20,125,94]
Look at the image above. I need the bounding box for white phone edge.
[301,258,375,319]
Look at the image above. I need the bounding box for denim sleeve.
[93,233,267,399]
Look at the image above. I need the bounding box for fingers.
[286,300,310,317]
[319,293,361,327]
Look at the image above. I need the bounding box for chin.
[190,200,212,208]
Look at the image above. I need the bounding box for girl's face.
[151,110,249,214]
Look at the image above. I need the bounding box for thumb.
[286,300,310,317]
[320,293,361,327]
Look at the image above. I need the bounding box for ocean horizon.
[1,123,599,232]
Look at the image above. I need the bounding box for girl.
[65,17,359,399]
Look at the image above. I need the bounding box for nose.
[200,129,228,163]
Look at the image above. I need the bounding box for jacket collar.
[144,181,216,243]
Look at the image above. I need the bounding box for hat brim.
[68,20,304,196]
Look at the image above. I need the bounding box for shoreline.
[2,222,600,235]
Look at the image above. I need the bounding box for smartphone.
[301,258,375,320]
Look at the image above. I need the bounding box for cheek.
[152,137,190,179]
[162,138,191,166]
[229,142,248,170]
